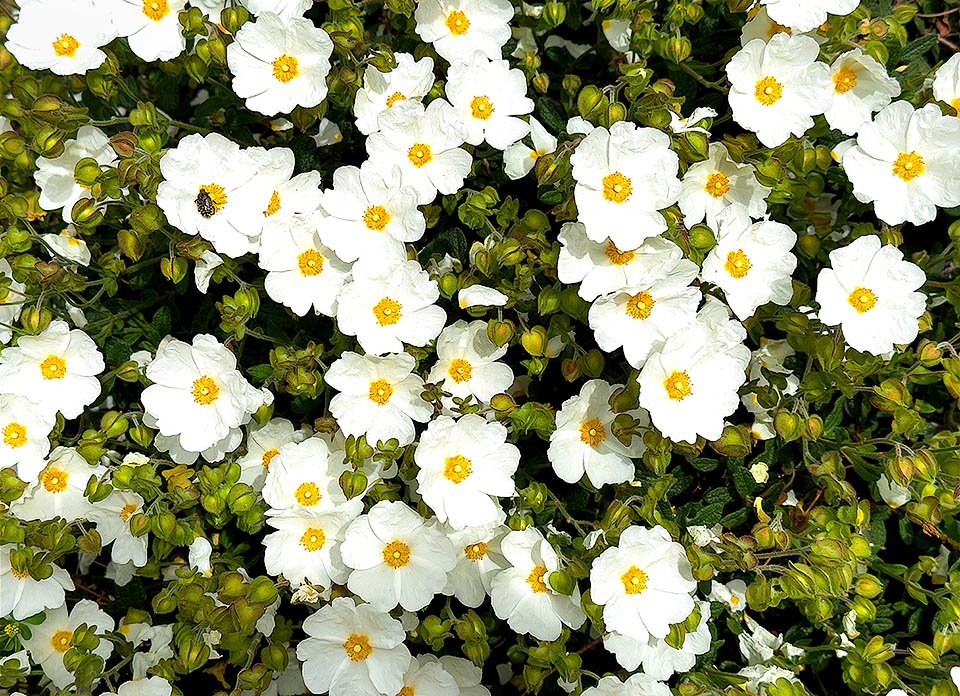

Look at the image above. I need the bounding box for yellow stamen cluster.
[847,286,877,314]
[443,454,472,483]
[579,417,606,447]
[272,55,300,83]
[382,540,411,568]
[663,370,692,401]
[192,376,220,405]
[602,172,632,204]
[754,76,783,106]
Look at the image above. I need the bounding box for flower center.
[604,241,635,266]
[445,9,470,35]
[407,143,433,168]
[833,67,858,94]
[50,630,73,653]
[724,249,752,279]
[443,454,472,484]
[530,148,545,160]
[142,0,169,21]
[264,191,281,217]
[767,22,792,38]
[620,565,648,595]
[382,539,411,568]
[602,172,632,204]
[191,375,220,405]
[464,542,488,560]
[120,503,137,521]
[368,378,394,405]
[372,297,402,326]
[526,565,549,593]
[343,633,372,661]
[663,370,692,401]
[272,55,300,83]
[847,286,877,314]
[952,98,960,117]
[447,358,472,383]
[196,183,227,218]
[892,152,925,182]
[386,91,406,108]
[625,290,655,320]
[3,623,20,636]
[579,417,606,447]
[39,354,66,380]
[704,172,730,198]
[297,249,325,276]
[2,422,27,448]
[398,687,415,696]
[42,466,70,493]
[363,205,391,231]
[52,34,80,58]
[295,482,321,506]
[10,568,29,579]
[470,96,495,120]
[261,448,280,469]
[754,76,783,106]
[300,527,326,551]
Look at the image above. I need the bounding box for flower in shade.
[678,143,770,229]
[354,52,436,135]
[0,393,56,481]
[758,0,860,33]
[504,117,557,179]
[414,0,514,63]
[427,320,514,407]
[0,546,74,621]
[21,599,114,689]
[112,0,189,62]
[88,489,149,567]
[42,227,92,266]
[5,0,113,75]
[824,48,901,136]
[442,521,508,608]
[933,53,960,116]
[34,125,117,223]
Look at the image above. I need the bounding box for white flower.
[446,52,534,149]
[0,257,25,345]
[0,546,74,620]
[824,48,901,136]
[427,320,514,407]
[490,527,586,641]
[740,6,795,46]
[194,249,223,294]
[5,0,113,75]
[415,414,519,529]
[341,500,457,611]
[297,597,411,696]
[34,125,117,223]
[696,297,752,368]
[227,12,333,116]
[111,0,188,62]
[458,284,508,308]
[124,623,175,679]
[743,338,799,439]
[21,599,114,689]
[337,259,446,355]
[354,52,436,135]
[815,235,926,355]
[141,334,270,455]
[248,147,324,236]
[88,489,149,566]
[311,117,343,146]
[42,227,92,266]
[327,351,433,448]
[414,0,513,63]
[0,319,103,420]
[504,117,557,179]
[428,655,491,696]
[0,393,56,481]
[570,121,681,249]
[601,18,632,53]
[678,143,771,228]
[188,537,213,576]
[726,34,832,148]
[738,665,801,695]
[395,655,460,696]
[442,522,509,608]
[116,676,173,696]
[261,436,358,513]
[841,101,960,226]
[934,53,960,116]
[589,525,696,643]
[243,0,313,18]
[582,674,672,696]
[318,161,426,264]
[668,106,718,134]
[548,379,647,487]
[738,614,792,665]
[708,579,748,611]
[566,116,595,135]
[701,206,797,320]
[237,417,309,490]
[877,474,911,508]
[263,508,357,588]
[759,0,860,32]
[365,99,472,205]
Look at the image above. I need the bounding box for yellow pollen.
[724,249,752,279]
[262,448,280,469]
[664,370,692,401]
[892,152,925,182]
[198,183,227,214]
[620,565,648,595]
[579,417,606,447]
[833,67,858,94]
[368,378,394,405]
[951,97,960,117]
[847,286,877,314]
[120,503,137,521]
[39,354,66,380]
[300,527,326,551]
[363,205,391,232]
[372,297,402,326]
[191,375,220,405]
[386,91,406,108]
[398,686,415,696]
[767,22,792,38]
[10,568,29,579]
[3,624,20,637]
[443,454,472,483]
[447,358,473,383]
[382,540,411,568]
[42,467,69,493]
[50,630,73,653]
[297,249,325,276]
[604,241,635,266]
[264,191,281,217]
[52,34,80,58]
[294,482,321,506]
[3,422,27,448]
[142,0,169,21]
[754,76,783,106]
[464,542,488,560]
[602,171,632,204]
[470,96,495,120]
[730,595,741,605]
[526,565,549,593]
[343,634,373,661]
[530,148,546,160]
[625,290,655,320]
[272,55,300,83]
[705,172,730,198]
[446,9,470,35]
[407,143,432,168]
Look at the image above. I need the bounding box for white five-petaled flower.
[261,436,358,513]
[758,0,860,33]
[42,227,92,267]
[414,0,514,63]
[581,674,673,696]
[395,655,460,696]
[678,143,771,229]
[247,146,324,238]
[237,417,309,490]
[262,508,357,588]
[88,489,149,567]
[824,47,902,136]
[427,319,514,408]
[815,234,926,356]
[21,599,115,689]
[0,393,56,481]
[504,117,558,180]
[5,0,113,75]
[442,521,509,608]
[111,0,189,62]
[933,53,960,117]
[354,52,436,135]
[34,125,117,223]
[0,546,74,621]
